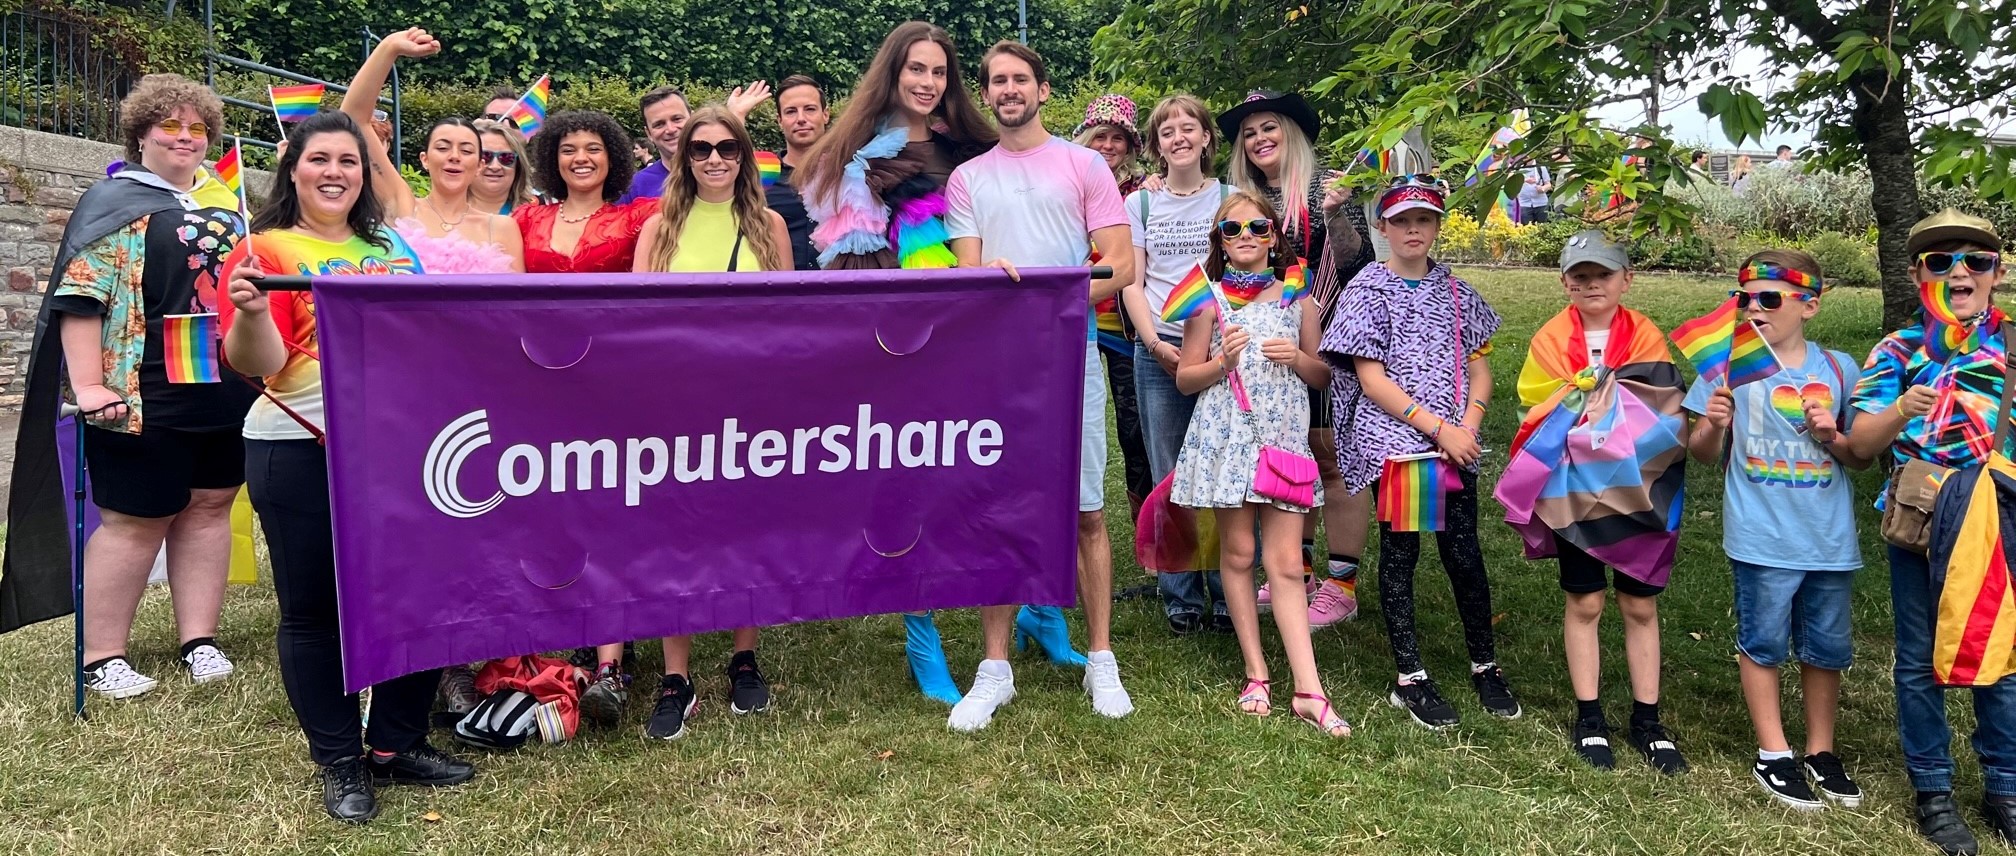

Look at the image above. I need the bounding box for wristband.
[1402,403,1421,422]
[1468,400,1487,413]
[1429,419,1444,441]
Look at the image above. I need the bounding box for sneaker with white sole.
[1257,577,1320,615]
[182,644,235,684]
[1753,756,1823,810]
[948,660,1016,732]
[1804,751,1863,808]
[1307,579,1359,627]
[1083,650,1133,718]
[85,656,158,699]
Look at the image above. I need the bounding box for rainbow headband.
[1738,262,1824,294]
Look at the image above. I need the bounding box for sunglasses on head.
[1919,251,2001,276]
[686,139,743,162]
[1729,289,1815,311]
[482,113,522,130]
[1387,173,1451,193]
[478,149,518,168]
[1217,219,1274,239]
[156,118,209,139]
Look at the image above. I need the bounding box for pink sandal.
[1236,678,1271,716]
[1292,692,1352,738]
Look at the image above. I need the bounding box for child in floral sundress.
[1321,176,1520,731]
[1169,191,1348,738]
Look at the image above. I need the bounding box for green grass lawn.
[0,269,1979,855]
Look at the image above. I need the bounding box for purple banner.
[316,269,1089,691]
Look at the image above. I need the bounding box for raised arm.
[342,27,439,218]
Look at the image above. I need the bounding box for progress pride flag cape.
[1494,307,1687,588]
[316,268,1087,691]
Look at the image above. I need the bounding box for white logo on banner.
[421,406,1008,519]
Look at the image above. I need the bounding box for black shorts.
[84,426,245,518]
[1556,535,1665,598]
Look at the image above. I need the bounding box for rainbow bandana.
[1921,278,2005,362]
[1738,262,1824,294]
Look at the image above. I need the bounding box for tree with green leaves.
[1097,0,2015,327]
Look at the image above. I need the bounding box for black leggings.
[1375,470,1498,675]
[1104,347,1152,504]
[247,439,439,767]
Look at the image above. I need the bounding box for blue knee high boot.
[904,612,962,705]
[1015,605,1088,667]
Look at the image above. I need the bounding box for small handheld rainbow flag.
[269,84,324,123]
[1278,261,1308,305]
[1378,453,1460,532]
[1669,295,1738,380]
[162,314,221,384]
[506,74,551,137]
[213,139,242,196]
[1725,317,1780,388]
[754,150,782,188]
[1357,148,1393,174]
[1160,265,1214,323]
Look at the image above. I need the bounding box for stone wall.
[0,125,271,410]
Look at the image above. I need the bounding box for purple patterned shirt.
[1320,260,1501,493]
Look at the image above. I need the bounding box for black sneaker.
[1167,611,1204,636]
[320,757,378,824]
[1752,756,1822,810]
[1983,796,2016,848]
[727,650,771,715]
[645,673,698,740]
[1803,752,1862,808]
[1571,718,1615,770]
[1470,665,1522,719]
[367,742,476,787]
[1916,794,1980,856]
[580,664,628,728]
[1627,720,1689,775]
[1388,679,1460,730]
[1209,611,1235,635]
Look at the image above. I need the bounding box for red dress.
[513,199,658,273]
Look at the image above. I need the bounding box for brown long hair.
[644,107,786,273]
[800,21,996,207]
[1204,191,1285,282]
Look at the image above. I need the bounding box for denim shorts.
[1732,559,1854,670]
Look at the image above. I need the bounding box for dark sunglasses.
[478,149,518,168]
[1919,251,2001,276]
[481,113,522,130]
[1217,218,1274,239]
[686,139,743,162]
[1729,289,1815,311]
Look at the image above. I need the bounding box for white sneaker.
[947,660,1015,732]
[85,657,158,699]
[1083,650,1134,718]
[182,643,235,684]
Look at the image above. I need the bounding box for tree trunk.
[1850,68,1923,330]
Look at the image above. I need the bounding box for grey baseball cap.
[1560,230,1630,273]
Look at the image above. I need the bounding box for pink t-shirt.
[945,137,1129,269]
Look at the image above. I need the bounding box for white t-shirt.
[1584,328,1611,367]
[1126,180,1224,341]
[945,136,1128,269]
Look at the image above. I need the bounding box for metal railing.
[0,9,132,142]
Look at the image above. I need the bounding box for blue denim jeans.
[1135,339,1224,617]
[1731,560,1853,670]
[1888,545,2016,796]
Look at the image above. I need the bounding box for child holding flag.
[1322,176,1519,730]
[1168,192,1348,738]
[1682,250,1865,810]
[1495,231,1688,771]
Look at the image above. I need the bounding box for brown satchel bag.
[1881,322,2016,553]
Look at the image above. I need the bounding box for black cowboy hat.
[1216,90,1320,144]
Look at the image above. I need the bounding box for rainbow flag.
[1378,454,1459,532]
[507,74,551,138]
[162,314,220,383]
[1493,190,1517,223]
[213,139,243,196]
[1160,265,1214,323]
[269,84,324,122]
[1726,318,1780,388]
[1279,261,1308,304]
[1669,295,1738,381]
[754,150,782,188]
[1357,148,1392,173]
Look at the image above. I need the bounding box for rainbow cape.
[507,75,551,137]
[269,84,324,122]
[1496,307,1687,587]
[162,314,221,383]
[1378,453,1461,532]
[1927,455,2016,687]
[754,150,782,188]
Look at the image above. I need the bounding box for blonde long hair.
[473,118,535,210]
[1226,111,1315,250]
[644,107,787,273]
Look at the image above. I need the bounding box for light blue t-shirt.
[1681,341,1863,571]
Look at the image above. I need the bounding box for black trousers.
[247,439,439,767]
[1103,346,1152,504]
[1375,470,1498,675]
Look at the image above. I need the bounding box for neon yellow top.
[665,198,762,272]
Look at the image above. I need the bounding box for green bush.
[1800,231,1881,288]
[1513,220,1584,269]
